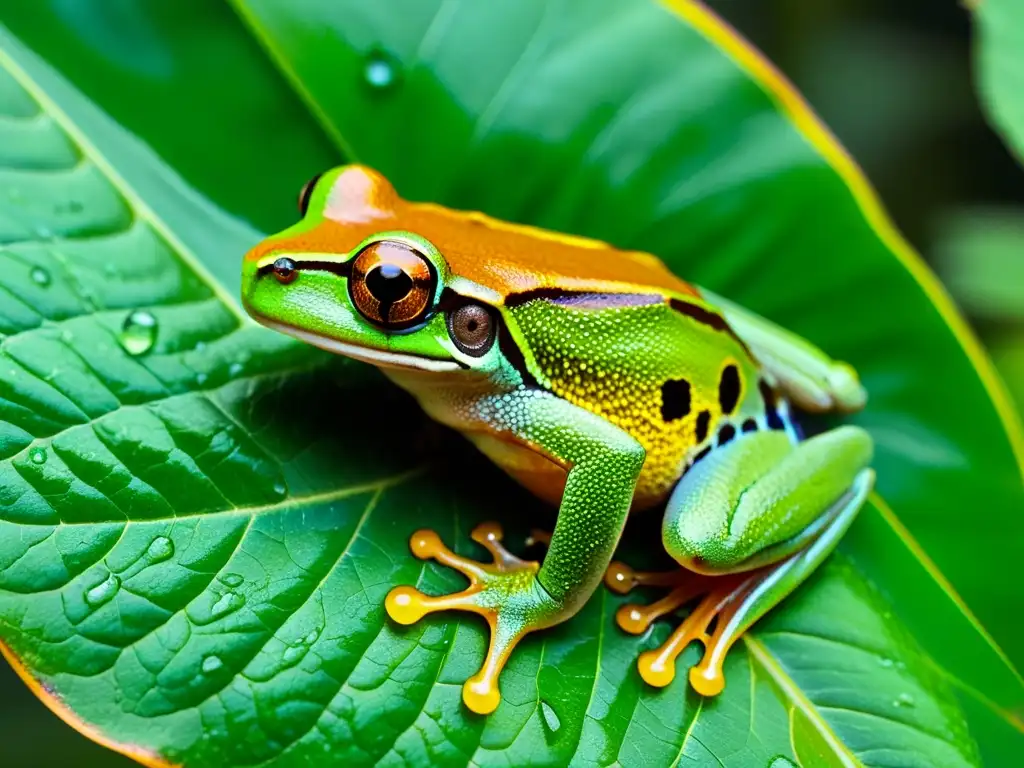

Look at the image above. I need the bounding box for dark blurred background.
[2,1,1022,765]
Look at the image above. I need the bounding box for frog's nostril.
[365,264,413,303]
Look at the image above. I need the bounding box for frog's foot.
[607,561,765,697]
[385,522,557,715]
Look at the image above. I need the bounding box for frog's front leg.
[612,426,872,696]
[385,389,645,714]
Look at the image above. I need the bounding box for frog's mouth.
[256,318,461,373]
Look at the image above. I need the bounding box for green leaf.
[972,0,1024,165]
[0,1,1022,765]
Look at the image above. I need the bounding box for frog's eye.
[349,240,435,328]
[297,172,323,216]
[447,303,496,357]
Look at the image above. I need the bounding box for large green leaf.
[0,1,1021,765]
[972,0,1024,165]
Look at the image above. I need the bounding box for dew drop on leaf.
[120,310,158,356]
[767,758,798,768]
[540,700,561,732]
[29,266,51,287]
[195,372,208,386]
[146,536,174,563]
[219,573,244,588]
[85,572,121,608]
[894,693,916,708]
[363,50,400,90]
[228,362,243,377]
[273,480,287,497]
[201,655,224,674]
[878,657,895,668]
[28,447,47,465]
[282,644,308,668]
[211,591,245,618]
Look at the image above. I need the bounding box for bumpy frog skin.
[241,166,874,714]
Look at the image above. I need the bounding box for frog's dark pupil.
[366,264,413,303]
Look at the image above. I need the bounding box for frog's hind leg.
[616,426,873,696]
[699,287,867,413]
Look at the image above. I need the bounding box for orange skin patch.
[245,165,700,303]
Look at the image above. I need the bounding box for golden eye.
[349,240,434,328]
[447,303,495,357]
[272,257,297,284]
[298,173,323,216]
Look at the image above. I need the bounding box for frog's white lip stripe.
[257,319,461,372]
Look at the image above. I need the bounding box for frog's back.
[508,294,797,508]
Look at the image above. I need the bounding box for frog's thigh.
[663,426,873,574]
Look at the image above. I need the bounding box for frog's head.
[242,166,506,376]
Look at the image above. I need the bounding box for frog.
[240,165,874,715]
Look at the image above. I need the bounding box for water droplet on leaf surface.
[282,644,308,668]
[146,536,174,563]
[30,266,51,286]
[219,573,244,588]
[85,572,121,607]
[363,50,400,90]
[120,310,157,356]
[28,447,47,465]
[202,655,224,674]
[894,693,916,708]
[540,700,561,732]
[211,591,245,618]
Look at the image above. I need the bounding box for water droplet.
[194,341,207,352]
[211,591,245,618]
[146,536,174,563]
[878,657,895,668]
[30,266,51,287]
[282,644,308,668]
[218,573,244,588]
[228,362,243,377]
[85,572,121,607]
[120,310,157,356]
[195,372,208,386]
[304,629,320,645]
[28,447,47,465]
[894,693,916,708]
[363,50,400,90]
[540,700,561,732]
[767,758,798,768]
[201,655,224,674]
[272,481,287,497]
